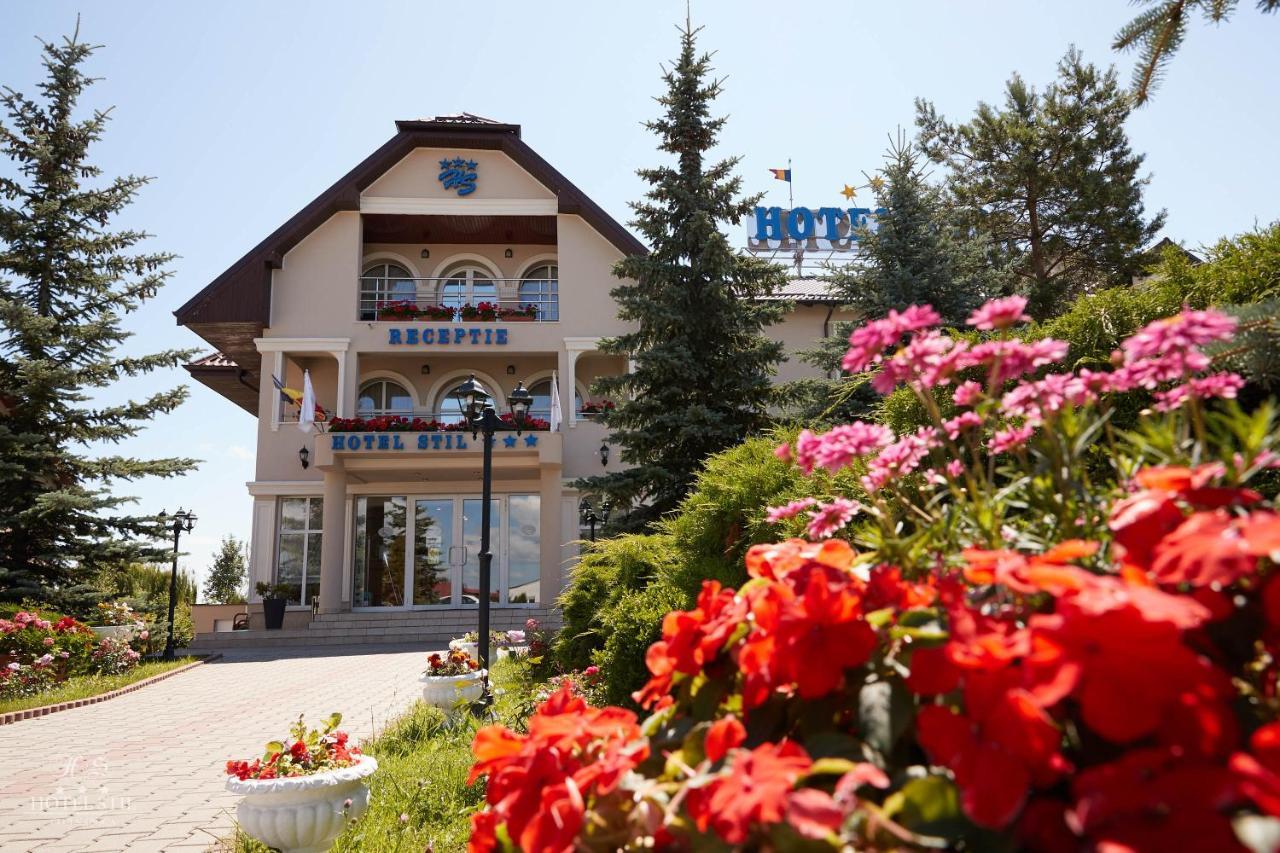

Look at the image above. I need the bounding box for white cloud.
[226,445,254,461]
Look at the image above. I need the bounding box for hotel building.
[178,114,846,646]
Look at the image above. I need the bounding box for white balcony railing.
[358,277,558,322]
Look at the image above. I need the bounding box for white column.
[270,351,284,431]
[334,351,347,418]
[538,463,563,605]
[318,460,347,614]
[558,347,575,429]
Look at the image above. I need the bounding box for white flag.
[549,370,563,432]
[298,369,316,433]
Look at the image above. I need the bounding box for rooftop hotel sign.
[387,327,509,346]
[747,206,887,253]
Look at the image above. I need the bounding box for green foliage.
[554,534,679,672]
[916,47,1165,320]
[0,26,198,605]
[1113,0,1279,104]
[559,434,822,702]
[578,22,789,526]
[204,536,247,604]
[594,582,688,706]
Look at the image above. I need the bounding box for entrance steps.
[189,607,557,651]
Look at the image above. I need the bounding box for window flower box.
[415,304,456,321]
[374,300,422,321]
[579,400,615,417]
[459,302,501,321]
[499,304,539,322]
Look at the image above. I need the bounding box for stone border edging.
[0,653,222,726]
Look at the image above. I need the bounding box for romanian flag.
[769,168,792,182]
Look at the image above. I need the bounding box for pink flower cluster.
[966,295,1031,331]
[842,305,941,373]
[792,422,894,474]
[862,427,939,493]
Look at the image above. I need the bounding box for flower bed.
[465,299,1280,851]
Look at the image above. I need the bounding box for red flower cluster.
[326,416,464,433]
[226,713,359,781]
[468,682,648,853]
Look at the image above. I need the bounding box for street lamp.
[579,497,612,542]
[157,508,196,661]
[455,375,533,688]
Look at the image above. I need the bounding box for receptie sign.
[387,327,509,346]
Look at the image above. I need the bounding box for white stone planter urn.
[419,670,486,710]
[448,638,479,659]
[91,625,135,642]
[226,755,378,853]
[497,645,530,660]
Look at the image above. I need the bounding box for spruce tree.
[578,21,788,527]
[791,133,1004,422]
[203,536,247,604]
[916,48,1165,321]
[0,27,197,607]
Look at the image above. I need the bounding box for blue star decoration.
[466,159,478,171]
[439,158,452,169]
[452,157,467,168]
[524,434,539,447]
[502,435,517,448]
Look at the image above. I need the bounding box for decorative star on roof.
[840,184,857,201]
[524,434,539,447]
[502,435,517,448]
[868,175,886,193]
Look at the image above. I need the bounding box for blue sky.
[2,0,1277,593]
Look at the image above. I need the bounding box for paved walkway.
[0,646,429,852]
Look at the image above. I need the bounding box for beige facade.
[177,115,844,641]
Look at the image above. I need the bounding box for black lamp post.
[456,376,532,684]
[157,508,196,661]
[578,497,612,542]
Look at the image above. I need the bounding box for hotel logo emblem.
[438,157,478,196]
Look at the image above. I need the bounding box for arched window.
[357,379,413,418]
[360,262,416,320]
[518,264,558,321]
[526,378,581,422]
[435,378,493,425]
[440,266,497,320]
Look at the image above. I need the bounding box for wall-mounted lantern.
[600,442,610,467]
[298,446,310,469]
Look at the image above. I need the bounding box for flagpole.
[787,157,793,211]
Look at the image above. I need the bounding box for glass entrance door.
[412,499,454,605]
[354,494,539,608]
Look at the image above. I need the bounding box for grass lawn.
[232,658,538,853]
[0,657,198,715]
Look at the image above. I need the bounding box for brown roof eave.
[175,124,646,329]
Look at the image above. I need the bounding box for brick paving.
[0,646,429,852]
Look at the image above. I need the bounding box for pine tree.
[203,536,247,604]
[916,48,1165,321]
[0,26,197,607]
[790,133,1004,422]
[1114,0,1278,104]
[577,21,789,527]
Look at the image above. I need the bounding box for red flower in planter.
[1069,748,1244,852]
[634,580,747,709]
[685,740,820,844]
[705,715,746,763]
[1149,509,1280,587]
[1232,722,1280,816]
[917,687,1068,829]
[773,570,876,700]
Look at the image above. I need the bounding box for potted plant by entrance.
[226,712,375,853]
[419,649,484,710]
[448,631,480,660]
[256,582,291,631]
[90,601,145,642]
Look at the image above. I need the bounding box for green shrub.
[554,534,679,672]
[593,581,689,706]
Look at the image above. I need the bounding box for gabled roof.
[757,278,841,303]
[173,116,645,367]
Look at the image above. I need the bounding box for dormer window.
[519,264,558,321]
[360,263,416,321]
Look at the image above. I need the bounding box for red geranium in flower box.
[579,399,615,416]
[375,300,422,321]
[460,302,500,321]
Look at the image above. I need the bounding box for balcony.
[358,277,558,323]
